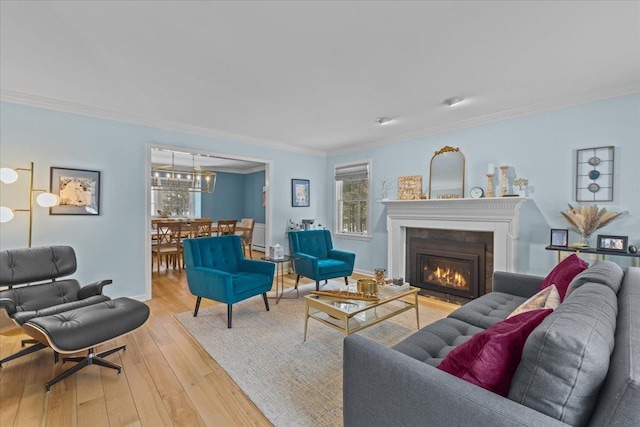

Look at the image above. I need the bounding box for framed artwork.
[575,146,614,202]
[397,175,423,200]
[550,229,568,247]
[50,167,100,215]
[291,179,310,207]
[596,234,628,252]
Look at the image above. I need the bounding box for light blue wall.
[244,171,266,223]
[0,101,327,299]
[327,93,640,276]
[201,172,245,220]
[200,170,266,223]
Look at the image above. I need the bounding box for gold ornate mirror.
[428,146,465,199]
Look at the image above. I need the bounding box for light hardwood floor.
[1,251,455,426]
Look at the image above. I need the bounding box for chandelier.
[151,152,216,193]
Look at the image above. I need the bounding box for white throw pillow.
[507,285,560,319]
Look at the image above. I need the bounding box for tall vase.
[581,233,592,247]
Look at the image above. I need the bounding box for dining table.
[151,220,249,240]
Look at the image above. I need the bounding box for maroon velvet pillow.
[539,254,589,300]
[437,308,553,397]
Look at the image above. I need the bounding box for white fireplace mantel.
[381,198,534,279]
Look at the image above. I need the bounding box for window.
[151,189,200,218]
[335,160,371,237]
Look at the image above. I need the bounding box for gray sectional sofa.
[343,261,640,427]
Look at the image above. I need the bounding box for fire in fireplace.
[409,238,486,300]
[423,257,470,290]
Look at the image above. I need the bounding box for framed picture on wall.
[50,167,100,215]
[549,229,568,247]
[291,179,310,207]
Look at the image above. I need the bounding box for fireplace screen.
[421,255,471,292]
[408,238,486,300]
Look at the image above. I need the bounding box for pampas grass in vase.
[560,204,626,247]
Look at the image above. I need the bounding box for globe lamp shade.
[0,168,18,184]
[0,206,15,223]
[36,192,60,207]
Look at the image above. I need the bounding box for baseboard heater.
[252,223,266,250]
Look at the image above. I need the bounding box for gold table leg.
[414,292,420,330]
[303,303,310,342]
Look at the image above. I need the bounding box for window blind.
[335,162,369,181]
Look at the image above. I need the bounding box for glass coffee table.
[303,285,420,341]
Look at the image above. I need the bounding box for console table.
[546,245,640,266]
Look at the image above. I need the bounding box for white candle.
[487,163,494,174]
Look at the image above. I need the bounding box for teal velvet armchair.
[288,230,356,291]
[183,235,275,328]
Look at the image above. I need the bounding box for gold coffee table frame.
[303,286,420,341]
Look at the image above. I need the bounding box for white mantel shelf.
[380,197,535,279]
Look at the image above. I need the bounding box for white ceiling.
[1,1,639,156]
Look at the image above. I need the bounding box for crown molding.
[0,90,326,157]
[332,83,640,156]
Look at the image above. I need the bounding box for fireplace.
[409,238,486,300]
[381,198,537,293]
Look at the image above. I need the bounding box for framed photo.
[50,167,100,215]
[397,175,423,200]
[596,234,628,252]
[550,229,568,247]
[291,179,310,207]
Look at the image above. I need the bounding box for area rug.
[175,281,451,427]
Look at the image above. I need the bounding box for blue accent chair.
[183,235,275,328]
[288,230,356,291]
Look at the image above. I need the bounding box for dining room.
[149,147,269,279]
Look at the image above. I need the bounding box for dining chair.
[191,218,213,238]
[152,220,183,274]
[177,218,213,268]
[216,219,237,236]
[239,218,256,258]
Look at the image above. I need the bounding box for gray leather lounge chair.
[0,246,150,390]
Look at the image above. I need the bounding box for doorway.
[144,144,272,299]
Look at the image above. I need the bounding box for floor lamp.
[0,162,59,248]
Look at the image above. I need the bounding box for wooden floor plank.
[101,352,140,427]
[77,396,109,427]
[45,386,77,427]
[13,350,51,426]
[163,391,207,427]
[121,359,174,427]
[0,339,34,427]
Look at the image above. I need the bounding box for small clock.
[470,187,484,198]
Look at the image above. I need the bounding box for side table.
[261,255,299,304]
[546,245,640,266]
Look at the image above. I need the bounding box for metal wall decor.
[575,146,614,202]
